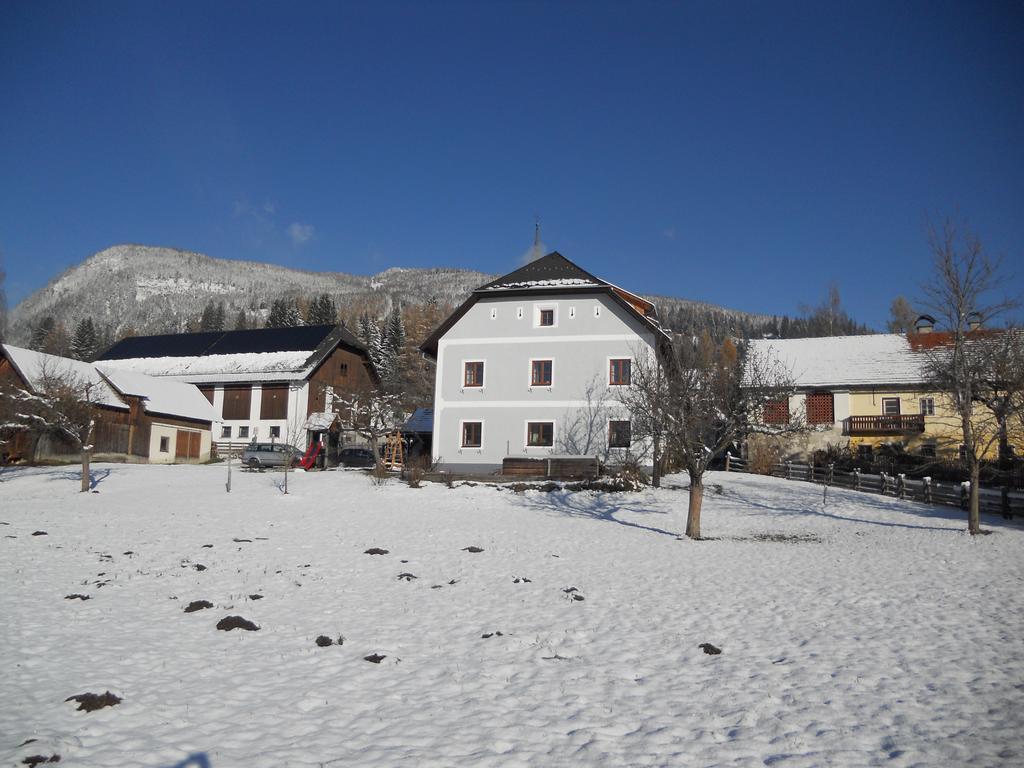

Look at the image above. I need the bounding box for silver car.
[241,442,302,469]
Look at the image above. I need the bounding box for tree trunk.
[685,473,703,539]
[652,434,662,488]
[80,448,91,493]
[968,461,981,535]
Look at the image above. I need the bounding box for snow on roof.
[99,351,312,380]
[747,334,927,388]
[483,278,601,290]
[98,367,215,423]
[2,344,127,410]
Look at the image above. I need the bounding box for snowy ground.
[2,464,1022,768]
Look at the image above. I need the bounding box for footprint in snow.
[22,754,61,766]
[563,587,585,601]
[396,573,417,581]
[513,577,532,584]
[481,631,504,639]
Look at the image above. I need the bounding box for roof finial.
[532,217,542,262]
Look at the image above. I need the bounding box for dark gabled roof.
[479,252,605,290]
[99,324,363,361]
[403,407,434,433]
[420,251,668,357]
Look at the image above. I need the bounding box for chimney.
[966,312,982,331]
[914,314,935,334]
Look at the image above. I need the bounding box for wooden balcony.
[842,414,926,436]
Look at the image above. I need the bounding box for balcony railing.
[842,414,926,436]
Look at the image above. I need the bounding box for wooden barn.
[1,343,215,464]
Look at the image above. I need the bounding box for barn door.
[188,431,201,459]
[175,430,189,457]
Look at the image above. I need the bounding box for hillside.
[8,244,782,347]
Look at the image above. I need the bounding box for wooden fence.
[724,453,1024,519]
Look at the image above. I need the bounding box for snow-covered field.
[2,464,1022,767]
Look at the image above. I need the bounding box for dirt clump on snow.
[248,593,263,600]
[22,755,60,766]
[364,547,389,555]
[699,643,722,655]
[32,531,48,536]
[396,572,417,581]
[184,600,214,613]
[216,615,259,631]
[65,691,121,711]
[364,653,386,663]
[462,546,484,553]
[64,594,91,601]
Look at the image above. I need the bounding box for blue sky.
[2,0,1022,328]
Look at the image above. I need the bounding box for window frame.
[238,426,250,439]
[159,436,170,453]
[221,425,232,439]
[919,397,935,416]
[525,420,555,448]
[460,420,483,449]
[608,357,632,387]
[763,398,790,425]
[534,304,558,328]
[463,359,485,388]
[608,419,632,448]
[269,426,281,439]
[882,397,901,416]
[529,358,554,388]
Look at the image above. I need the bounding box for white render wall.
[210,381,310,446]
[432,292,657,472]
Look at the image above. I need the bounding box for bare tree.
[3,359,100,491]
[920,217,1020,534]
[887,295,917,333]
[617,345,672,487]
[334,383,402,470]
[662,336,801,539]
[557,376,615,460]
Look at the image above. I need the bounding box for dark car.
[338,447,376,468]
[241,442,302,469]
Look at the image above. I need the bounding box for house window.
[461,421,482,448]
[464,361,484,387]
[882,397,901,416]
[531,360,553,387]
[221,426,232,439]
[609,359,631,386]
[527,421,554,447]
[339,362,349,376]
[608,420,631,448]
[159,436,170,453]
[920,443,937,458]
[539,308,555,326]
[763,399,790,425]
[806,392,834,425]
[238,426,250,439]
[270,426,281,438]
[857,444,874,459]
[920,397,935,416]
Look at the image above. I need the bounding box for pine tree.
[266,299,288,328]
[385,305,406,356]
[199,302,217,331]
[71,318,99,361]
[213,301,226,331]
[30,317,56,351]
[284,303,303,328]
[305,294,338,326]
[234,309,249,330]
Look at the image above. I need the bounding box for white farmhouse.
[420,252,671,474]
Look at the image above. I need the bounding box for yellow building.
[746,324,1022,461]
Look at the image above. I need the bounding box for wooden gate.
[175,430,202,460]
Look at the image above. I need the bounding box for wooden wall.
[306,346,376,416]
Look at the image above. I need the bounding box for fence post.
[725,452,732,473]
[960,481,970,510]
[828,462,834,485]
[786,461,792,481]
[1002,486,1011,519]
[881,472,889,495]
[897,473,906,500]
[853,468,861,491]
[923,476,932,504]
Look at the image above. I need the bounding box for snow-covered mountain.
[8,244,777,345]
[8,245,492,343]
